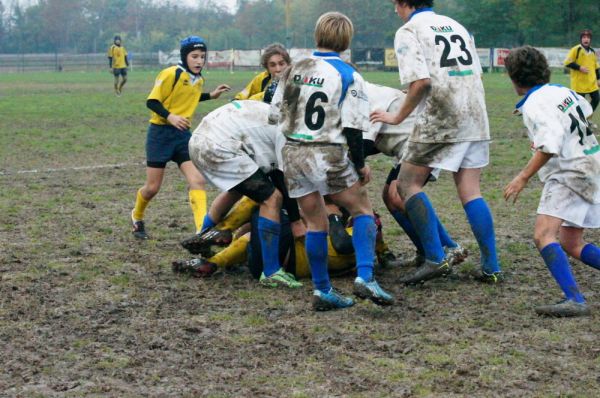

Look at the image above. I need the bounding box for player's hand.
[503,174,528,204]
[369,110,400,125]
[357,165,371,185]
[210,84,231,99]
[167,114,191,131]
[580,66,590,74]
[290,220,307,238]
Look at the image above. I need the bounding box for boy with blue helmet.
[130,36,231,240]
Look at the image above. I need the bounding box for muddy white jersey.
[363,82,415,141]
[269,52,370,144]
[394,9,489,143]
[193,100,278,173]
[517,84,600,203]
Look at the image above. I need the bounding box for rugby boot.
[399,259,451,285]
[259,269,303,288]
[132,220,149,240]
[353,277,395,306]
[312,288,355,311]
[445,244,468,266]
[395,251,426,268]
[475,271,504,284]
[180,227,233,255]
[535,299,590,317]
[171,258,217,278]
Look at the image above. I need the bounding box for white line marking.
[0,162,144,176]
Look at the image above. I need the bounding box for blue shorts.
[113,68,128,77]
[146,123,191,168]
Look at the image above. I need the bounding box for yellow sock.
[209,234,250,268]
[218,196,258,231]
[132,189,150,221]
[189,189,207,233]
[376,239,389,255]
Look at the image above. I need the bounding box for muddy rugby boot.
[180,227,233,255]
[132,220,149,240]
[475,271,504,284]
[400,259,451,285]
[353,277,394,306]
[395,251,426,268]
[377,250,399,269]
[445,244,468,266]
[312,288,355,311]
[259,269,303,288]
[535,299,590,318]
[172,258,217,278]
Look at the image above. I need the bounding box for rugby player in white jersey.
[504,46,600,317]
[187,100,304,288]
[270,12,394,310]
[371,0,501,285]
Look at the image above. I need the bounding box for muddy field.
[1,70,600,397]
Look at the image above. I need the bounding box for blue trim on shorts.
[145,123,191,168]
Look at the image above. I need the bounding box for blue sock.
[580,243,600,270]
[541,243,585,303]
[463,198,500,274]
[352,214,377,281]
[391,210,424,255]
[306,231,330,293]
[405,192,445,263]
[257,217,280,277]
[201,214,216,232]
[438,219,457,248]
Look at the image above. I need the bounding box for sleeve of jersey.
[234,80,254,100]
[340,73,370,132]
[577,92,594,118]
[564,47,578,66]
[147,69,175,103]
[394,29,430,85]
[523,105,563,155]
[469,36,483,74]
[267,78,285,125]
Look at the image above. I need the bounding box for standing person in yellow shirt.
[130,36,231,239]
[564,29,600,121]
[107,35,129,96]
[234,43,291,103]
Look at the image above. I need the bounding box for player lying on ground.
[130,36,230,240]
[173,204,391,280]
[504,46,600,317]
[371,0,502,285]
[270,12,394,310]
[188,99,304,288]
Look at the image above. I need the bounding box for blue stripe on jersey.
[409,7,434,21]
[313,52,355,106]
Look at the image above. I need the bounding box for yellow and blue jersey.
[147,66,205,125]
[234,71,271,101]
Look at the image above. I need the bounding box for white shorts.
[189,134,258,192]
[538,180,600,228]
[375,133,408,162]
[281,141,359,198]
[403,140,490,172]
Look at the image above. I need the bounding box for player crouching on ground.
[188,99,304,288]
[270,12,394,310]
[130,36,230,240]
[504,46,600,317]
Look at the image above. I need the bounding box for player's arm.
[564,47,589,73]
[343,128,370,184]
[503,150,553,204]
[200,84,231,101]
[370,78,430,125]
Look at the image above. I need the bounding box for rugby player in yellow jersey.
[107,35,129,96]
[130,36,231,240]
[564,29,600,119]
[234,43,291,102]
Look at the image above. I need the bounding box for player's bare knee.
[143,185,160,199]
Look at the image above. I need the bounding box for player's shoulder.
[155,65,179,81]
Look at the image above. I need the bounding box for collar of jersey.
[409,7,434,21]
[515,83,567,109]
[177,62,202,82]
[313,51,341,59]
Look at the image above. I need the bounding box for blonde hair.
[314,12,354,53]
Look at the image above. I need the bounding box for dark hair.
[395,0,434,7]
[504,46,551,89]
[261,43,291,70]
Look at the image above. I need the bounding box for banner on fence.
[384,48,398,68]
[477,48,491,68]
[537,47,569,68]
[234,49,261,67]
